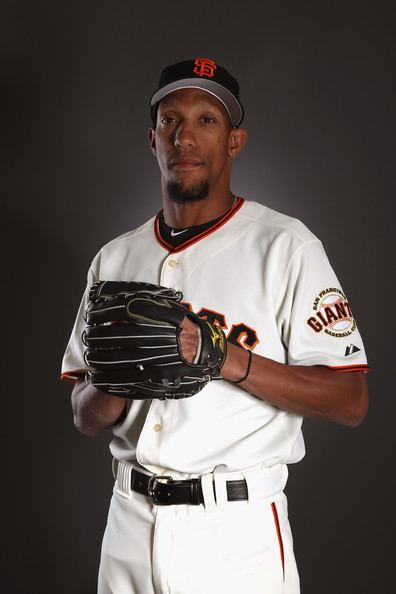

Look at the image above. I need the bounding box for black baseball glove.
[83,281,227,399]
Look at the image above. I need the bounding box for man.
[62,58,369,594]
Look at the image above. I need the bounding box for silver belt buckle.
[147,475,174,505]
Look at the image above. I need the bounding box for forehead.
[158,88,229,118]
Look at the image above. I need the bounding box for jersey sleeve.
[60,261,99,381]
[276,239,369,371]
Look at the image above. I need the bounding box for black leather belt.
[130,468,248,506]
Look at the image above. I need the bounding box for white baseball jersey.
[62,198,369,487]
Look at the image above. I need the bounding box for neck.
[162,186,236,228]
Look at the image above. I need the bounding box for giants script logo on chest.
[183,303,259,350]
[307,288,356,338]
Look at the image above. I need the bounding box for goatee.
[167,180,210,204]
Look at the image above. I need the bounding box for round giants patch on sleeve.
[306,288,357,338]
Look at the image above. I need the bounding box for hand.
[84,281,227,400]
[179,316,200,363]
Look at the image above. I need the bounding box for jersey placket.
[135,398,175,474]
[135,253,185,473]
[160,253,184,291]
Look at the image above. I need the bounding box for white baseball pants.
[98,463,300,594]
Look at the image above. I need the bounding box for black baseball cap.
[150,57,244,128]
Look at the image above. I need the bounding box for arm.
[180,317,369,428]
[71,377,127,437]
[71,304,368,436]
[222,342,368,427]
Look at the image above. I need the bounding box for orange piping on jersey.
[326,364,371,372]
[271,502,285,578]
[154,218,174,251]
[154,197,245,253]
[60,370,86,382]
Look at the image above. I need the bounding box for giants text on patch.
[307,288,356,338]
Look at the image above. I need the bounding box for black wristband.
[233,349,253,384]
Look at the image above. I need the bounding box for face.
[149,88,245,203]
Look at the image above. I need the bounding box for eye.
[201,115,216,124]
[160,116,177,125]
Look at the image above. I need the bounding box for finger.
[179,316,200,363]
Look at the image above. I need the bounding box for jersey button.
[168,259,178,268]
[153,423,162,432]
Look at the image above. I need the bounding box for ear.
[148,128,156,156]
[228,127,248,158]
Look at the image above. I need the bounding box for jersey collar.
[154,196,245,253]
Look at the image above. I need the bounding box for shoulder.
[101,216,156,251]
[89,215,156,271]
[96,216,155,255]
[239,199,320,251]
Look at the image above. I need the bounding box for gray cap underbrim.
[150,78,243,127]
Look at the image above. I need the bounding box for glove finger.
[89,281,183,303]
[86,294,184,327]
[89,364,209,384]
[126,296,187,326]
[83,323,177,348]
[84,346,180,369]
[85,294,130,325]
[89,369,208,399]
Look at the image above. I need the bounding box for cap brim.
[150,78,243,127]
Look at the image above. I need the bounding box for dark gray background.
[2,1,394,593]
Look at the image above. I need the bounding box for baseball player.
[62,58,369,594]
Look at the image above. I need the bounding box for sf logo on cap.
[193,58,217,78]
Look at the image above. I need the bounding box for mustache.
[169,155,203,167]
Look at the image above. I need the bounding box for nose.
[173,120,196,149]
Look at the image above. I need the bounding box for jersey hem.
[60,370,86,382]
[326,364,371,372]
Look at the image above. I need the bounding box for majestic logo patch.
[307,288,356,338]
[345,344,361,356]
[193,58,217,78]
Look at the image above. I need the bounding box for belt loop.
[241,464,288,502]
[213,464,228,508]
[200,473,216,510]
[114,459,133,500]
[241,466,262,502]
[112,457,118,479]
